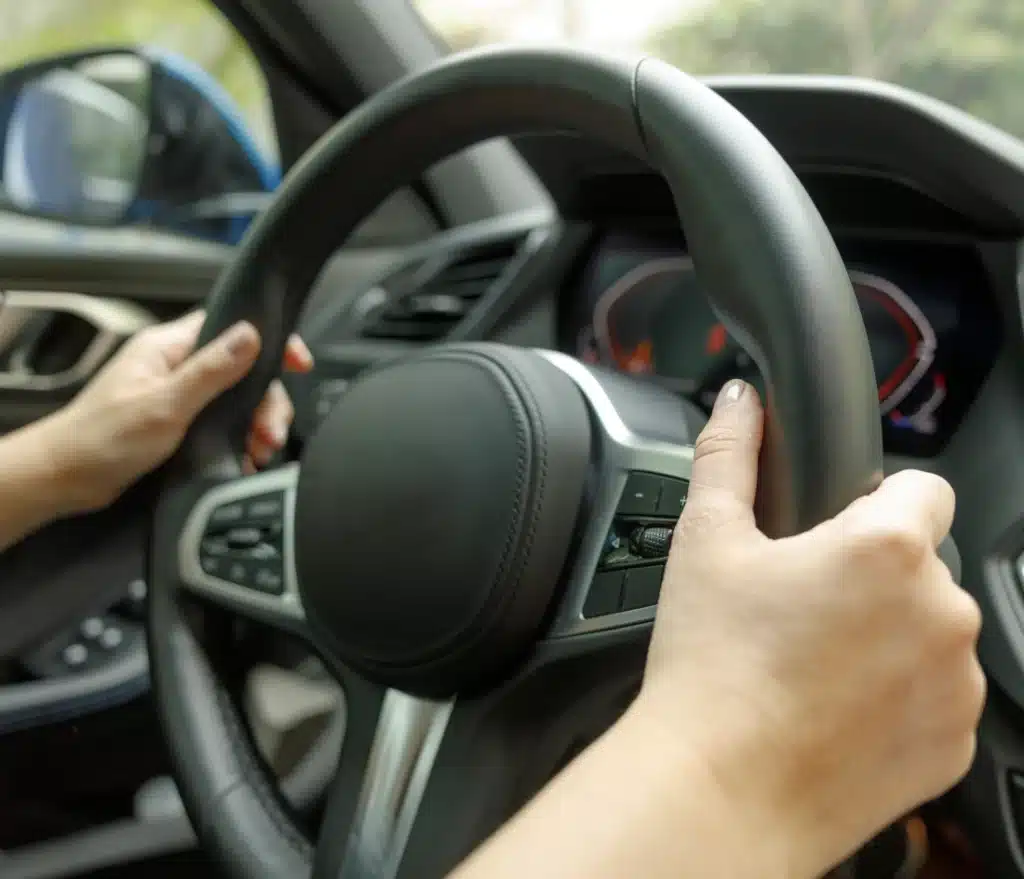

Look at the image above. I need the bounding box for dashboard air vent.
[360,235,528,342]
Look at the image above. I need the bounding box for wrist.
[618,692,823,879]
[0,412,81,528]
[20,409,96,519]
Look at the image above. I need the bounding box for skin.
[0,310,310,550]
[452,380,984,879]
[0,326,983,877]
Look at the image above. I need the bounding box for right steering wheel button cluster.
[582,471,688,619]
[199,492,286,595]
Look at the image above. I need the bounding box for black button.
[201,536,230,556]
[246,493,284,522]
[226,527,262,549]
[583,570,624,618]
[618,472,662,516]
[200,554,226,578]
[209,502,244,528]
[623,565,664,611]
[248,542,280,561]
[656,478,688,518]
[224,559,252,588]
[252,563,284,595]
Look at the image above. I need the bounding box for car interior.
[0,0,1022,877]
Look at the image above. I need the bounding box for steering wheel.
[148,48,884,879]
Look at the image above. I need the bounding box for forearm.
[0,413,78,551]
[450,703,812,879]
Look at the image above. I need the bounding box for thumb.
[685,379,764,524]
[169,320,261,422]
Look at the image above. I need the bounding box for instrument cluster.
[563,232,1001,457]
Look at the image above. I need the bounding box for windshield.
[413,0,1024,141]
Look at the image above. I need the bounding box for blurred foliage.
[422,0,1024,141]
[0,0,275,154]
[650,0,1024,139]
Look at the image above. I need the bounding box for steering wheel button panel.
[622,564,665,611]
[179,464,305,628]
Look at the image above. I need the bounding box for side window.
[0,0,278,244]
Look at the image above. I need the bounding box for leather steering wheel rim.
[148,47,883,879]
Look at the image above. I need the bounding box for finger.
[283,335,314,373]
[250,380,293,449]
[685,380,764,521]
[169,321,261,422]
[242,454,257,476]
[151,310,207,368]
[247,433,276,469]
[848,469,955,548]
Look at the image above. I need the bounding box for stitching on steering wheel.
[215,686,314,862]
[493,353,549,598]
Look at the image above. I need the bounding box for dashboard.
[560,230,1002,457]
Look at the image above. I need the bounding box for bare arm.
[451,705,803,879]
[0,415,78,551]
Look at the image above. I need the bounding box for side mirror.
[0,52,150,224]
[0,49,278,244]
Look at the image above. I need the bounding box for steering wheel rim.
[148,47,883,879]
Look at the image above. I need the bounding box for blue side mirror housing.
[0,47,278,245]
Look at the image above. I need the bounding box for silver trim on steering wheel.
[340,692,455,879]
[537,350,694,638]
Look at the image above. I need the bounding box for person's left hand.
[46,310,312,514]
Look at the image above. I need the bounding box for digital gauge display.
[570,236,1001,457]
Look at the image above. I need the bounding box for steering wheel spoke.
[314,626,650,879]
[176,463,308,637]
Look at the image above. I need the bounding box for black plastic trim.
[0,641,148,737]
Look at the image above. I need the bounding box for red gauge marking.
[623,339,654,373]
[856,283,922,402]
[706,322,727,355]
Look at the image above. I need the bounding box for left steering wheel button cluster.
[199,492,287,595]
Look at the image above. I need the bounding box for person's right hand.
[637,379,984,878]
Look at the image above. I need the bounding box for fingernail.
[225,321,259,357]
[272,423,288,446]
[715,380,746,411]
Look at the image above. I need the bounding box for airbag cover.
[294,343,591,697]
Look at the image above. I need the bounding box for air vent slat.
[432,258,515,284]
[363,318,458,341]
[357,232,531,343]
